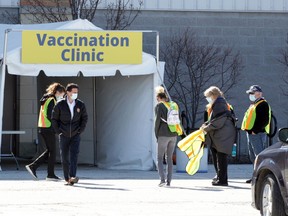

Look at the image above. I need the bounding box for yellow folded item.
[177,129,205,175]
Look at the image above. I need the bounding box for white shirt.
[67,99,76,119]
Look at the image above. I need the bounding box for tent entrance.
[35,72,155,170]
[37,73,97,165]
[95,73,154,169]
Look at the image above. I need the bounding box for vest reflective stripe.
[265,108,272,134]
[161,101,183,136]
[207,103,232,121]
[241,100,271,134]
[38,97,55,128]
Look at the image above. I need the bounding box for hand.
[200,124,206,130]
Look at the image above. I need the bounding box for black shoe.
[212,180,228,186]
[166,182,171,187]
[46,175,61,181]
[25,165,37,179]
[246,179,252,184]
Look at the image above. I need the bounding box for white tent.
[0,19,163,170]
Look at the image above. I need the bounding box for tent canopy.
[0,19,158,77]
[0,19,162,170]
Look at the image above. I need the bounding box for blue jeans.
[59,134,80,181]
[246,132,267,163]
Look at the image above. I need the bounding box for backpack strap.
[160,102,170,123]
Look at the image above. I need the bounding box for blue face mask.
[206,97,213,104]
[249,94,256,102]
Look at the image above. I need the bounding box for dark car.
[251,128,288,216]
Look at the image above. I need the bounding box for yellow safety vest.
[241,100,271,134]
[38,97,55,128]
[161,101,183,136]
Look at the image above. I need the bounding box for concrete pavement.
[0,162,260,216]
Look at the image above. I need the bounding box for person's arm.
[154,104,161,139]
[51,103,61,134]
[252,102,269,134]
[47,98,55,123]
[202,116,227,133]
[201,100,228,133]
[78,103,88,134]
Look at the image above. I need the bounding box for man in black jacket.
[241,85,271,183]
[52,83,88,186]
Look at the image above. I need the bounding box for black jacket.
[154,102,178,139]
[51,97,88,137]
[247,98,270,134]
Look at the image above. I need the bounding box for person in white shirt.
[52,83,88,186]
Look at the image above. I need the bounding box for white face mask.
[56,94,64,101]
[249,94,256,102]
[71,93,78,100]
[56,96,63,101]
[206,97,213,104]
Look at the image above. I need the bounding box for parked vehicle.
[251,127,288,216]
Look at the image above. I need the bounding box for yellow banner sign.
[22,31,142,64]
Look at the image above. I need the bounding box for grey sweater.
[154,102,178,139]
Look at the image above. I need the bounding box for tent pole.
[0,29,9,171]
[156,31,159,65]
[93,77,97,166]
[155,31,172,102]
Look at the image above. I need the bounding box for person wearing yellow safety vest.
[26,83,65,181]
[201,86,236,186]
[154,86,182,187]
[241,85,271,184]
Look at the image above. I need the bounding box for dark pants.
[210,147,228,183]
[59,134,80,181]
[30,130,56,176]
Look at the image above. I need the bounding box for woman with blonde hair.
[154,85,179,187]
[26,82,65,180]
[201,86,236,186]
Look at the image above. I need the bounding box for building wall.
[0,0,19,24]
[94,10,288,159]
[18,77,38,158]
[99,0,288,12]
[0,7,19,24]
[0,0,19,7]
